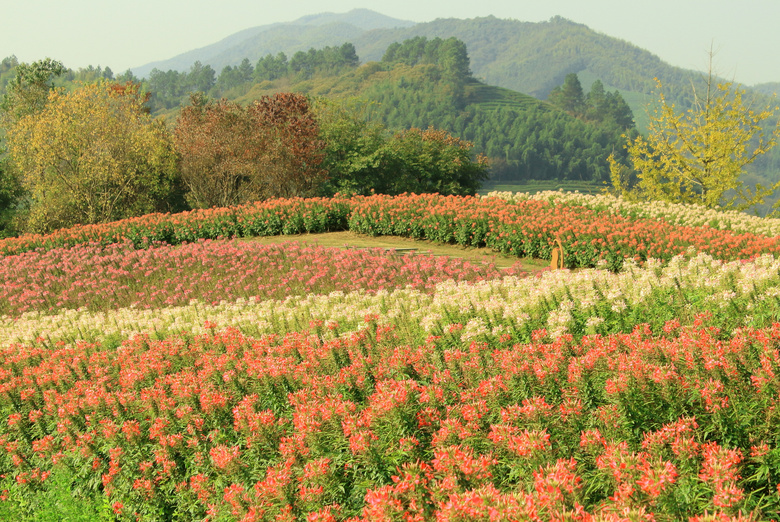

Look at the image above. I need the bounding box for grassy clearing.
[241,230,551,272]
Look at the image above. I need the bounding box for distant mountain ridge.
[131,9,741,105]
[131,9,415,78]
[350,16,681,99]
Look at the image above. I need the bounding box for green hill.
[130,11,775,124]
[130,9,415,78]
[211,41,633,186]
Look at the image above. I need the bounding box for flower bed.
[2,193,780,520]
[0,239,520,317]
[1,315,778,520]
[2,193,780,270]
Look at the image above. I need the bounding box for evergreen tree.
[548,73,585,116]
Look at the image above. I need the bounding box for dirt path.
[242,231,550,274]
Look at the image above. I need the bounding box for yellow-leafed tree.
[6,81,179,232]
[609,72,780,211]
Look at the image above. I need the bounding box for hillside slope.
[133,11,716,105]
[131,9,414,78]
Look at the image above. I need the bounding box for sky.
[2,0,779,86]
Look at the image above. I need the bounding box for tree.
[381,126,489,196]
[609,73,780,210]
[439,37,471,81]
[0,56,20,94]
[249,92,326,199]
[5,81,179,232]
[602,90,635,130]
[174,92,326,208]
[1,58,67,234]
[174,95,266,208]
[548,73,586,116]
[236,58,254,83]
[313,98,489,197]
[185,61,216,93]
[0,149,23,237]
[313,98,389,196]
[0,58,65,123]
[255,53,288,81]
[586,80,607,118]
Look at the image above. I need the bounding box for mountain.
[131,9,414,78]
[133,11,718,103]
[131,10,755,136]
[214,43,635,188]
[350,16,693,99]
[754,83,780,97]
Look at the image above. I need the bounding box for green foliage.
[231,39,633,186]
[547,72,586,116]
[382,36,470,80]
[314,99,488,197]
[254,52,289,82]
[0,152,25,238]
[0,56,20,96]
[61,64,116,84]
[144,44,363,113]
[0,465,114,521]
[215,58,254,95]
[145,61,217,112]
[313,98,389,196]
[0,57,65,122]
[289,43,360,81]
[548,74,635,131]
[585,80,635,129]
[380,127,489,196]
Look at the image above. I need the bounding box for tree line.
[143,43,360,112]
[0,37,641,235]
[0,37,645,237]
[354,53,635,183]
[0,53,488,236]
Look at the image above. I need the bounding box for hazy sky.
[2,0,778,86]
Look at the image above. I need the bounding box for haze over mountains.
[131,8,774,105]
[132,10,415,79]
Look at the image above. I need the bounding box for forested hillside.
[128,12,772,116]
[122,10,780,185]
[131,9,415,78]
[30,36,627,186]
[352,16,695,99]
[2,16,780,232]
[229,37,635,184]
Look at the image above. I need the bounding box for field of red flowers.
[3,193,780,268]
[2,193,780,521]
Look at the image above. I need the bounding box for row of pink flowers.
[0,239,523,317]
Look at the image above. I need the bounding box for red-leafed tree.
[249,92,326,199]
[174,92,325,209]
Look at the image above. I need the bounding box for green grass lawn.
[242,230,551,272]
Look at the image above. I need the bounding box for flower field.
[0,239,520,317]
[487,190,780,237]
[2,192,780,521]
[3,192,780,268]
